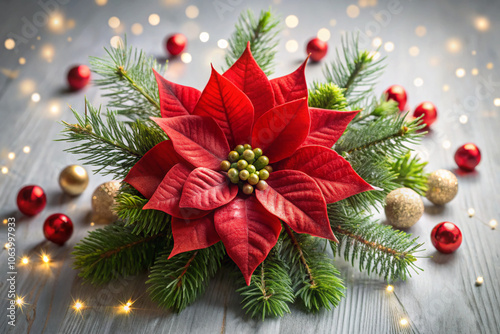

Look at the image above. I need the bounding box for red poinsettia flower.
[124,43,374,285]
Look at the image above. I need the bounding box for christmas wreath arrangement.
[60,9,427,319]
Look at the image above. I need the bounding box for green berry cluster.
[220,144,273,195]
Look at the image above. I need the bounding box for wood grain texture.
[1,0,499,333]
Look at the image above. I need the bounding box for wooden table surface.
[1,0,499,333]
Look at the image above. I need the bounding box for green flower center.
[220,144,272,195]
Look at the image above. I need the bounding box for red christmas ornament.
[384,85,407,111]
[124,43,373,285]
[455,143,481,171]
[67,65,91,90]
[16,185,47,216]
[431,221,462,253]
[165,33,187,56]
[306,38,328,62]
[413,101,438,128]
[43,213,74,245]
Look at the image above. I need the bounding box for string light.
[285,40,298,53]
[1,167,8,174]
[23,146,31,154]
[131,23,143,35]
[4,242,11,249]
[181,53,192,64]
[3,219,8,224]
[346,5,360,18]
[21,257,29,264]
[185,5,199,19]
[217,39,228,49]
[471,68,479,76]
[19,57,26,65]
[384,42,394,52]
[16,297,25,307]
[386,285,394,292]
[456,68,466,78]
[199,32,209,42]
[42,253,50,263]
[8,152,15,160]
[468,208,475,217]
[487,62,494,70]
[148,14,160,26]
[489,219,498,230]
[31,93,41,102]
[415,26,426,37]
[400,318,409,326]
[73,300,84,313]
[5,38,15,50]
[285,15,299,28]
[475,276,484,286]
[108,16,120,29]
[317,28,331,42]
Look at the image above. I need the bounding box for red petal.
[144,163,209,219]
[214,196,281,285]
[153,115,230,170]
[255,170,337,242]
[153,69,201,117]
[301,108,359,148]
[275,145,374,204]
[252,99,310,163]
[193,66,254,147]
[180,167,238,210]
[169,214,220,258]
[269,58,308,105]
[123,140,183,199]
[223,42,275,121]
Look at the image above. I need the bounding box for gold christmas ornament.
[59,165,89,196]
[91,181,120,224]
[425,169,458,205]
[385,188,424,229]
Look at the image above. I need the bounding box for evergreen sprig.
[324,33,385,106]
[115,190,171,236]
[147,243,225,312]
[237,253,295,320]
[390,152,429,195]
[72,223,167,284]
[308,82,348,111]
[90,37,163,119]
[329,204,424,281]
[281,226,345,312]
[59,101,166,179]
[225,9,281,75]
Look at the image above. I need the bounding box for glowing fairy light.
[468,208,475,217]
[217,39,228,49]
[317,28,331,42]
[21,257,29,264]
[400,318,409,326]
[8,152,15,160]
[131,23,143,35]
[475,276,484,286]
[346,5,360,18]
[5,38,15,50]
[372,37,382,48]
[108,16,120,29]
[199,32,209,42]
[4,242,11,249]
[489,219,497,229]
[384,41,394,52]
[185,5,199,19]
[19,57,26,65]
[386,285,394,292]
[285,15,299,28]
[148,14,160,26]
[285,40,298,53]
[42,253,50,263]
[455,68,465,78]
[1,167,8,174]
[415,26,426,37]
[31,93,41,102]
[23,146,31,154]
[474,16,490,31]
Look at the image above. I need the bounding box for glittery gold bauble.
[58,165,89,196]
[91,181,120,224]
[425,169,458,205]
[385,188,424,229]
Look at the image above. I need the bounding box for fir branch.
[115,190,171,236]
[147,243,225,312]
[328,204,424,281]
[390,152,429,196]
[281,226,345,312]
[72,223,167,284]
[324,33,385,105]
[308,82,348,110]
[335,114,425,158]
[351,97,400,124]
[59,100,167,179]
[225,9,281,75]
[90,37,163,119]
[237,254,294,320]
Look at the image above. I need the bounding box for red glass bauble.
[384,85,407,111]
[413,101,438,128]
[43,213,74,245]
[67,65,91,90]
[165,33,187,56]
[431,222,462,254]
[16,185,47,216]
[454,143,481,171]
[306,38,328,62]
